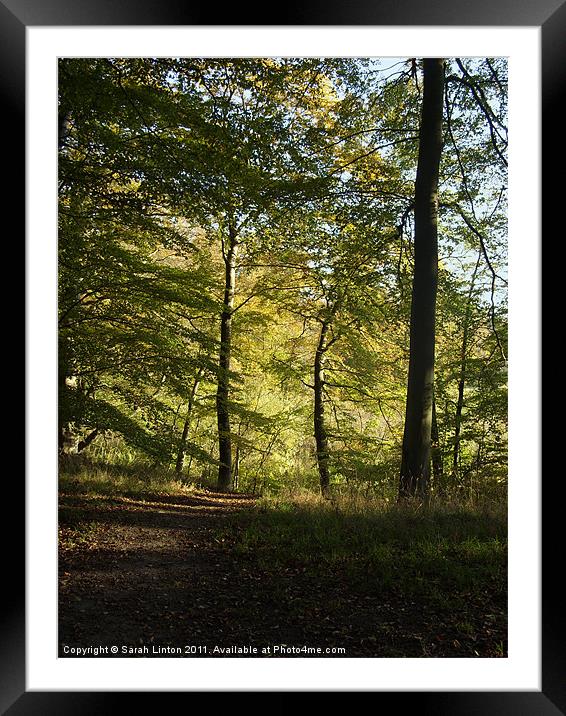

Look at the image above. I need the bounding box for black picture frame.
[12,0,554,709]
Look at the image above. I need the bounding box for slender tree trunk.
[314,319,331,498]
[186,416,200,478]
[59,110,74,450]
[175,412,191,475]
[216,223,239,492]
[175,369,203,476]
[430,392,443,492]
[58,366,69,454]
[233,445,240,491]
[452,251,481,477]
[399,58,445,501]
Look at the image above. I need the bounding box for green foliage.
[58,57,507,502]
[233,493,506,599]
[59,455,194,499]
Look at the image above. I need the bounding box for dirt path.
[59,490,267,657]
[59,490,505,658]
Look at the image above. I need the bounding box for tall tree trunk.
[399,58,445,501]
[58,107,74,451]
[452,250,481,477]
[314,319,331,498]
[175,368,203,476]
[216,223,239,492]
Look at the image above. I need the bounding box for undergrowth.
[59,456,196,500]
[232,490,507,602]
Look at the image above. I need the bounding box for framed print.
[13,0,556,709]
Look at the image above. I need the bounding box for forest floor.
[59,481,507,659]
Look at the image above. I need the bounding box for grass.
[58,463,507,656]
[231,490,507,601]
[59,457,195,500]
[60,465,507,603]
[59,458,200,545]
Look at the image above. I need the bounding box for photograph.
[57,55,508,660]
[13,7,554,705]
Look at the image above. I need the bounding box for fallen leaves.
[59,490,507,658]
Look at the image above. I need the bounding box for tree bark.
[216,223,239,492]
[314,319,331,498]
[175,369,203,476]
[431,392,443,492]
[399,58,445,501]
[233,444,240,491]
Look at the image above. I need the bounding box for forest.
[58,57,508,659]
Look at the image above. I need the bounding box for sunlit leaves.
[58,56,507,497]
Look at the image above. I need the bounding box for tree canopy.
[58,57,507,501]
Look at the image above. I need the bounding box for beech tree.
[399,58,445,500]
